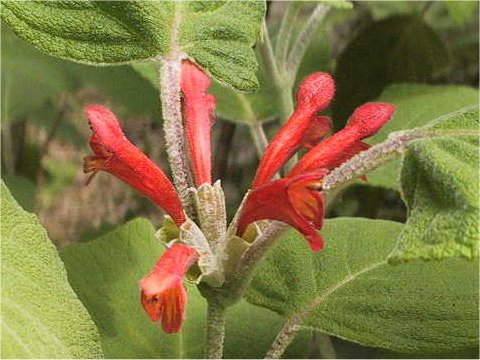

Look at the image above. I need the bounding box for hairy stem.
[159,57,194,218]
[274,2,301,70]
[323,130,430,191]
[249,122,269,157]
[265,317,300,359]
[228,222,287,299]
[259,21,294,123]
[205,300,227,359]
[286,4,330,83]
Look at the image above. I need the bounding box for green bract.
[247,218,479,353]
[1,181,103,358]
[1,1,265,91]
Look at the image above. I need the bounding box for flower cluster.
[84,61,394,333]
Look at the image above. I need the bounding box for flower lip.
[140,243,199,333]
[83,105,186,225]
[238,170,328,251]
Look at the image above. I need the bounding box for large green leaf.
[365,84,479,190]
[60,218,310,358]
[2,1,265,91]
[332,15,450,129]
[389,106,479,262]
[247,218,479,354]
[1,181,103,358]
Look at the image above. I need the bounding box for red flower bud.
[140,244,199,333]
[83,106,186,225]
[296,72,335,114]
[238,171,328,251]
[289,103,394,177]
[252,72,334,189]
[181,60,216,186]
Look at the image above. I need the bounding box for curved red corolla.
[83,106,186,225]
[140,243,199,333]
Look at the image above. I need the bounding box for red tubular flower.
[237,171,328,251]
[252,72,334,188]
[140,243,199,333]
[181,60,216,186]
[83,106,186,225]
[288,103,395,177]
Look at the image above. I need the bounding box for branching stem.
[286,4,330,83]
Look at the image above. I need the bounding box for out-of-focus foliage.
[332,15,450,128]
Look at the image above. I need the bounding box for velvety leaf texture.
[247,218,479,353]
[1,181,103,359]
[332,15,450,129]
[1,1,265,91]
[60,218,310,359]
[390,106,479,262]
[366,84,479,190]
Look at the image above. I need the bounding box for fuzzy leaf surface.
[60,218,310,358]
[2,1,265,91]
[247,218,479,353]
[389,106,479,262]
[1,181,103,358]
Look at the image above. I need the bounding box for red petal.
[181,60,215,186]
[84,106,186,225]
[140,244,198,333]
[251,73,334,189]
[289,103,394,177]
[300,115,332,150]
[296,72,335,115]
[238,172,327,251]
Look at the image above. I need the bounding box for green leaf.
[247,218,479,353]
[332,15,450,129]
[444,1,478,26]
[365,84,479,190]
[2,1,265,91]
[60,218,310,358]
[1,181,103,358]
[389,106,479,262]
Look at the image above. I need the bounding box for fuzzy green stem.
[274,2,301,71]
[286,4,330,83]
[259,21,294,123]
[249,122,269,157]
[205,300,227,359]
